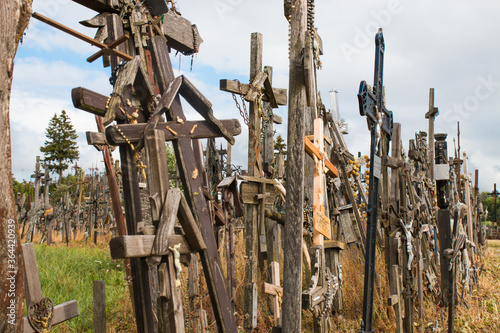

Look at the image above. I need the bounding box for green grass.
[32,243,135,332]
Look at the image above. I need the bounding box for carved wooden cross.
[74,34,240,332]
[22,243,79,332]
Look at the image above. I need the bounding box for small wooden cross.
[22,243,79,333]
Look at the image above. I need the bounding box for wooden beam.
[179,76,236,144]
[71,0,119,13]
[104,119,241,145]
[32,12,132,61]
[304,137,339,178]
[220,79,287,106]
[160,11,203,54]
[109,234,195,259]
[72,87,108,117]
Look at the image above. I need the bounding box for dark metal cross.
[357,28,394,333]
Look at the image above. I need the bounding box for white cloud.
[9,0,500,192]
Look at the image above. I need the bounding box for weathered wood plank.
[110,234,194,259]
[240,182,276,205]
[72,0,119,13]
[160,11,203,54]
[179,76,235,145]
[22,243,42,305]
[282,1,308,331]
[93,280,106,333]
[105,119,241,145]
[220,79,287,106]
[72,87,108,117]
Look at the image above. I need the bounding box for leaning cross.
[74,34,240,332]
[22,243,79,332]
[358,28,394,333]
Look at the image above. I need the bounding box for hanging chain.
[231,80,263,176]
[231,80,259,149]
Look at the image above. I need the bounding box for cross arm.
[220,79,287,106]
[104,119,241,145]
[72,87,107,117]
[357,80,394,139]
[425,106,439,119]
[304,137,339,178]
[179,76,236,144]
[32,12,132,62]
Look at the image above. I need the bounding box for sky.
[9,0,500,193]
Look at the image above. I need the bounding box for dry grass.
[23,226,500,332]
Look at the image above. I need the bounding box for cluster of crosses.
[22,1,488,332]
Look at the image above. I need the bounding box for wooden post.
[243,32,263,331]
[93,280,106,333]
[425,88,438,180]
[264,261,283,327]
[282,1,308,331]
[388,265,404,332]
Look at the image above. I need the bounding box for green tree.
[274,134,287,155]
[481,191,500,222]
[40,110,80,183]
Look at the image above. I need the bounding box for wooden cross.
[73,33,240,332]
[30,156,42,206]
[220,32,287,331]
[304,117,339,244]
[22,243,79,332]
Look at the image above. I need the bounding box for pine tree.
[274,134,287,155]
[40,110,80,183]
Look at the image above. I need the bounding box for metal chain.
[231,80,259,152]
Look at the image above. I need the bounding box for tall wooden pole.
[243,32,262,331]
[282,1,307,331]
[425,88,438,180]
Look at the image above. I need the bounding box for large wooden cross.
[74,33,240,332]
[220,32,287,331]
[22,243,79,332]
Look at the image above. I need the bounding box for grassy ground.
[29,231,135,332]
[25,231,500,332]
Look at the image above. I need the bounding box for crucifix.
[220,32,287,331]
[303,117,340,331]
[22,243,79,332]
[358,28,394,333]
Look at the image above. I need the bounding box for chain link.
[231,80,263,176]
